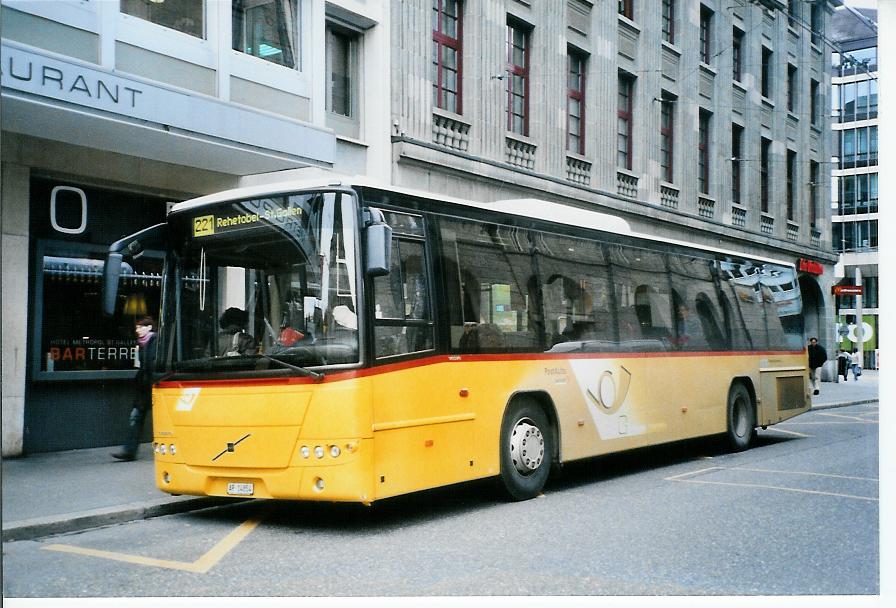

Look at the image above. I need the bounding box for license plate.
[226,482,254,496]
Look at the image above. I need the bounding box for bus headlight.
[314,445,325,459]
[160,444,167,455]
[169,444,177,456]
[300,446,310,459]
[329,445,341,458]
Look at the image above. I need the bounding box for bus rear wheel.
[499,398,553,501]
[726,383,756,452]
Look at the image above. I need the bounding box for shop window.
[30,179,170,380]
[121,0,204,38]
[37,247,162,376]
[232,0,300,68]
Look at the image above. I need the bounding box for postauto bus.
[103,179,810,503]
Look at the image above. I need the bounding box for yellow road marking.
[817,411,879,423]
[733,467,878,482]
[43,512,264,573]
[764,427,812,437]
[670,478,878,502]
[782,421,877,426]
[665,467,878,502]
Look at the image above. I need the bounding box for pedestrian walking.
[837,348,850,381]
[807,337,827,396]
[850,348,863,381]
[113,316,157,461]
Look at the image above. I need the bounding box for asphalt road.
[2,402,879,599]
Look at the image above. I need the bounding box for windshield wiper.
[257,353,325,382]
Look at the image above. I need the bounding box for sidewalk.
[1,371,879,542]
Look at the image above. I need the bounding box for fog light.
[162,472,170,484]
[300,446,310,459]
[314,445,325,459]
[329,445,341,458]
[314,477,325,491]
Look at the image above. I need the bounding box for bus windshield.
[161,190,360,375]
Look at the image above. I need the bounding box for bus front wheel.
[726,383,756,452]
[499,399,553,501]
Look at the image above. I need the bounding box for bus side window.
[373,236,434,359]
[441,219,539,353]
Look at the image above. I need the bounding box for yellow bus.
[103,179,810,503]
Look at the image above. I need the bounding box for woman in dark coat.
[113,316,157,461]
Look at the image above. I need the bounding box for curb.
[2,496,237,543]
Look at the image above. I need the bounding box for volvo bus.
[103,178,810,503]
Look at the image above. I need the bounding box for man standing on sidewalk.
[807,337,827,396]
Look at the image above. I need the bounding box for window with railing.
[506,18,531,136]
[432,0,463,114]
[660,93,674,183]
[698,109,711,195]
[567,48,586,155]
[786,150,796,221]
[662,0,675,44]
[617,73,634,170]
[760,137,771,213]
[731,124,743,204]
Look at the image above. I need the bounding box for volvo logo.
[212,434,251,462]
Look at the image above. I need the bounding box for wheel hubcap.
[510,418,545,475]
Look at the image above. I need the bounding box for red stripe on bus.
[155,349,804,389]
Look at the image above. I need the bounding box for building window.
[326,24,357,118]
[810,3,823,47]
[432,0,463,114]
[698,110,711,194]
[506,18,530,136]
[618,0,633,20]
[617,73,634,170]
[731,124,743,204]
[810,79,820,126]
[122,0,204,38]
[699,5,713,65]
[660,94,674,183]
[787,64,798,113]
[30,178,169,380]
[232,0,300,68]
[567,49,586,155]
[787,0,799,29]
[760,137,771,213]
[786,149,797,221]
[761,46,773,99]
[732,28,744,82]
[662,0,675,44]
[809,160,819,227]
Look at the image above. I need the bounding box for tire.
[726,383,756,452]
[499,398,553,501]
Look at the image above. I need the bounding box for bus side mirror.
[102,252,123,316]
[365,222,392,277]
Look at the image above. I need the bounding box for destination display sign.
[189,196,309,239]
